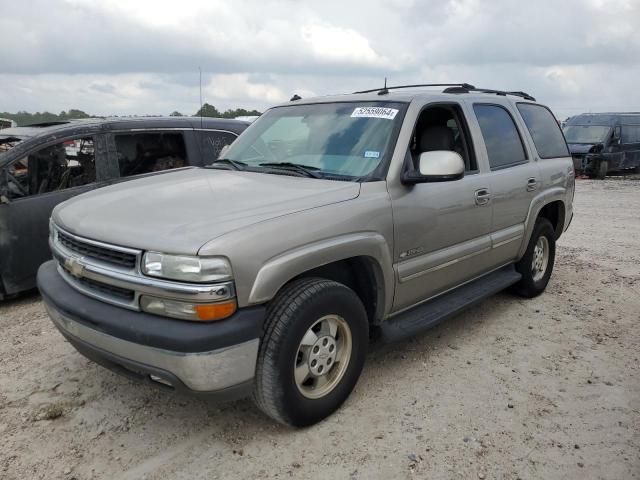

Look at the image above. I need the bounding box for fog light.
[140,296,236,322]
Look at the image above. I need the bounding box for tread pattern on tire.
[253,277,342,425]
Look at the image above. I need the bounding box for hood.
[567,143,602,155]
[54,168,360,255]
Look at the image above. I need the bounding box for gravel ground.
[1,179,639,480]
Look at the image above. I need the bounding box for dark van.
[563,113,640,178]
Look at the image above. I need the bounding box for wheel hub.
[308,335,337,376]
[531,236,549,282]
[294,314,353,400]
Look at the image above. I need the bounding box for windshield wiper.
[258,162,323,179]
[206,158,247,171]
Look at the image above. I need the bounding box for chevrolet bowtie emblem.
[64,257,85,278]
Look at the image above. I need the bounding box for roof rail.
[443,86,536,101]
[353,83,536,101]
[354,83,476,95]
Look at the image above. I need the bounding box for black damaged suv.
[0,116,248,299]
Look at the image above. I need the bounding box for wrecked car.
[0,117,248,299]
[38,84,574,426]
[563,113,640,178]
[0,118,17,130]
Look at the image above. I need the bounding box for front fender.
[248,232,394,316]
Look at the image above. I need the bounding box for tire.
[253,277,368,427]
[596,159,608,180]
[511,218,556,298]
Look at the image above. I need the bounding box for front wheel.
[596,159,608,180]
[511,218,556,298]
[253,278,368,427]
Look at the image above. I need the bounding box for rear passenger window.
[199,131,238,162]
[474,105,527,169]
[517,103,569,158]
[115,132,187,177]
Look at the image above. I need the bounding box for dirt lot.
[1,179,639,480]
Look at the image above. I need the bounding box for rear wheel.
[253,278,368,427]
[511,218,556,298]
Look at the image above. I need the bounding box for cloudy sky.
[1,0,639,119]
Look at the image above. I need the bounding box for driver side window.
[6,137,96,200]
[411,104,477,172]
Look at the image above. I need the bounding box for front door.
[0,134,106,296]
[390,102,494,312]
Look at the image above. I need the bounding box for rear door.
[0,134,107,296]
[469,102,539,265]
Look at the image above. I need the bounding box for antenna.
[199,66,203,128]
[378,77,389,95]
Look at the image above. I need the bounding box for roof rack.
[354,83,476,95]
[353,82,535,101]
[444,86,536,101]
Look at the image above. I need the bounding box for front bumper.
[38,260,265,398]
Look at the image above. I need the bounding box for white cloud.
[301,24,386,67]
[0,0,638,119]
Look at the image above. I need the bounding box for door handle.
[527,177,538,192]
[474,188,491,206]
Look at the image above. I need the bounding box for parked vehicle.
[563,113,640,178]
[38,84,574,426]
[0,117,248,299]
[0,118,17,130]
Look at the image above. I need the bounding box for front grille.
[58,231,137,269]
[75,276,135,302]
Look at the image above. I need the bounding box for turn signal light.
[140,296,237,322]
[194,300,237,321]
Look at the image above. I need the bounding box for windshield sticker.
[351,107,399,120]
[364,150,380,158]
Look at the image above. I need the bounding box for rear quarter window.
[517,103,569,158]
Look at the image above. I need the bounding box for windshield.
[562,125,611,144]
[221,101,406,180]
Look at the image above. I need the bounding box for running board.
[372,265,521,347]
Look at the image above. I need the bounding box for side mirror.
[612,127,622,145]
[402,151,465,184]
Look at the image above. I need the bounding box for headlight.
[142,252,232,283]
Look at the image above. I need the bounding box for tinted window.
[517,104,569,158]
[474,105,527,169]
[6,137,96,200]
[622,125,640,144]
[116,132,187,176]
[199,130,238,163]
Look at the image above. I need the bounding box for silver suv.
[38,83,575,427]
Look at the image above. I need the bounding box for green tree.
[221,108,262,118]
[0,109,91,125]
[169,111,184,117]
[194,103,221,117]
